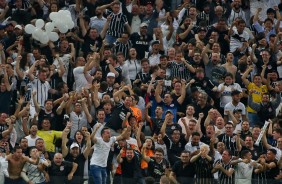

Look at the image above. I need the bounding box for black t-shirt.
[65,153,86,184]
[240,146,262,160]
[0,91,12,114]
[81,34,102,57]
[121,156,142,178]
[172,161,195,184]
[38,108,58,130]
[130,33,152,60]
[147,158,169,180]
[106,102,132,131]
[48,161,73,184]
[163,135,187,166]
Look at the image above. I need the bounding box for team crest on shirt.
[171,126,175,130]
[170,104,174,107]
[179,67,183,71]
[203,81,207,87]
[51,113,54,117]
[60,166,64,171]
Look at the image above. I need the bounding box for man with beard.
[190,68,215,96]
[117,147,143,183]
[169,151,195,184]
[185,131,206,153]
[130,23,152,60]
[227,0,246,26]
[204,52,227,86]
[177,17,196,43]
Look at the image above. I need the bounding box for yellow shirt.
[37,130,62,152]
[247,82,268,113]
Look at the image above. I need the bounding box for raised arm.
[83,131,92,159]
[141,143,150,163]
[82,98,93,123]
[2,65,11,91]
[15,56,24,80]
[177,80,187,105]
[90,123,102,144]
[248,91,261,112]
[155,80,163,103]
[241,65,253,87]
[32,91,41,113]
[62,128,70,158]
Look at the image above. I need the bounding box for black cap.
[0,24,6,30]
[267,8,276,14]
[231,90,241,96]
[197,27,207,33]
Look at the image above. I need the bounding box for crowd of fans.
[0,0,281,184]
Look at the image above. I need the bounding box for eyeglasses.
[226,127,233,129]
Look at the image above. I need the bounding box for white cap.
[15,25,22,30]
[70,143,79,149]
[107,72,115,78]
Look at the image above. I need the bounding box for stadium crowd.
[0,0,281,184]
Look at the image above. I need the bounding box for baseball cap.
[107,72,115,78]
[140,22,148,28]
[165,110,173,115]
[0,24,6,30]
[70,143,80,149]
[231,90,241,96]
[197,27,207,33]
[15,25,22,30]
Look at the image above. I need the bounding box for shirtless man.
[5,145,39,184]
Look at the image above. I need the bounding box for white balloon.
[67,21,74,29]
[32,28,43,41]
[64,10,71,16]
[40,32,49,44]
[45,22,54,32]
[35,19,45,29]
[48,32,59,42]
[53,19,63,28]
[59,24,68,33]
[49,12,58,21]
[24,24,35,34]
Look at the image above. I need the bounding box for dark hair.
[224,72,234,79]
[13,145,22,152]
[223,149,232,156]
[131,94,139,103]
[273,127,282,135]
[101,127,110,136]
[55,82,64,91]
[154,147,164,155]
[241,150,251,158]
[192,131,201,137]
[268,148,277,155]
[264,18,274,24]
[44,99,53,105]
[106,54,117,62]
[74,130,85,144]
[145,177,155,184]
[141,58,149,65]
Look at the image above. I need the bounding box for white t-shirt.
[235,159,255,184]
[218,83,242,108]
[25,135,41,147]
[73,66,91,91]
[90,136,116,167]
